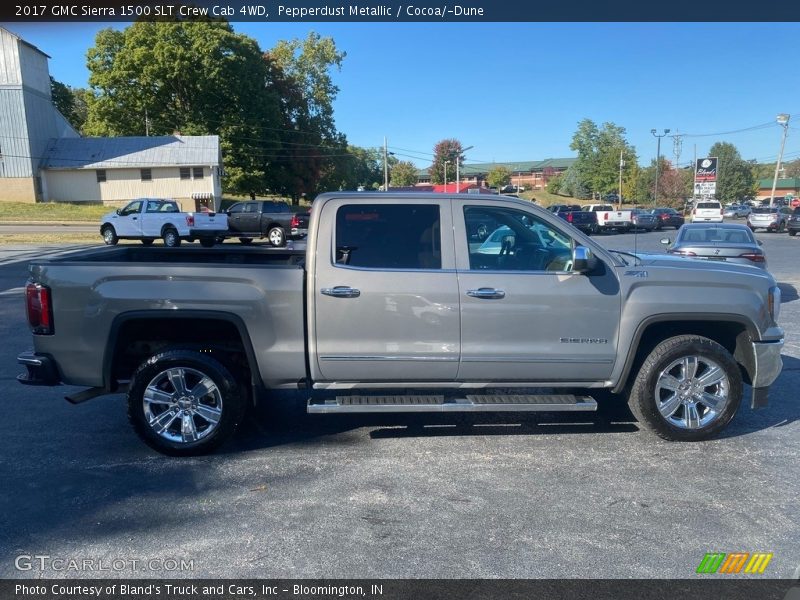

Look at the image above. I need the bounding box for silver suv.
[747,206,792,232]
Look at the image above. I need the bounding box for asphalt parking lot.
[0,227,798,579]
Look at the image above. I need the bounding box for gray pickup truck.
[18,193,784,455]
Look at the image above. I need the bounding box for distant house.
[756,177,800,200]
[41,135,223,211]
[416,158,576,189]
[0,26,223,211]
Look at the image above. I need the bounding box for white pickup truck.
[582,204,634,232]
[100,198,228,247]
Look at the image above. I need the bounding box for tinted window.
[697,202,720,209]
[336,204,441,270]
[244,203,258,213]
[464,206,574,272]
[228,203,245,214]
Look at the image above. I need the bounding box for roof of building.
[416,157,576,178]
[42,135,221,170]
[0,26,51,58]
[757,177,800,189]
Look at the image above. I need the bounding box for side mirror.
[115,209,121,215]
[660,237,671,245]
[572,246,597,274]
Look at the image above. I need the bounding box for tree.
[50,77,89,132]
[84,21,285,195]
[428,139,464,184]
[486,166,511,190]
[708,142,754,202]
[390,161,419,187]
[784,159,800,178]
[318,145,382,192]
[568,118,637,197]
[546,172,564,195]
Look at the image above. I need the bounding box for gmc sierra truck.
[18,193,784,455]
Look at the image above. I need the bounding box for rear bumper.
[750,339,784,408]
[17,351,60,386]
[289,227,308,239]
[188,228,228,238]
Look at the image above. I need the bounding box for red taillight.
[739,253,765,263]
[186,214,195,227]
[567,212,574,222]
[290,214,300,228]
[604,213,609,220]
[26,282,53,335]
[660,213,669,220]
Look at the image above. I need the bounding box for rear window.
[752,207,777,214]
[697,202,721,209]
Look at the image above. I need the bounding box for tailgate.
[190,213,228,231]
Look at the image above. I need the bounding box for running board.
[307,394,597,414]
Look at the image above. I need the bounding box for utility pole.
[455,145,474,194]
[651,128,670,206]
[672,131,683,169]
[444,161,450,193]
[618,149,625,210]
[383,136,389,191]
[769,114,791,208]
[692,144,698,202]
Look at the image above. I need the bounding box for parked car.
[555,207,598,234]
[224,200,309,246]
[661,223,767,270]
[788,207,800,237]
[630,209,658,231]
[650,207,685,230]
[691,201,723,223]
[747,206,792,232]
[547,204,581,213]
[100,198,228,248]
[18,192,785,455]
[581,204,634,232]
[723,204,751,219]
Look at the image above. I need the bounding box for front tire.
[628,335,742,441]
[163,228,181,247]
[101,225,118,246]
[789,230,797,237]
[127,350,246,456]
[267,226,286,247]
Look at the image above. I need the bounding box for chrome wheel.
[142,367,223,444]
[654,355,729,430]
[268,227,285,246]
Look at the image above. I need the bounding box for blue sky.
[6,22,800,169]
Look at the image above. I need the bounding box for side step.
[307,394,597,414]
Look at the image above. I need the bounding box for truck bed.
[46,245,307,266]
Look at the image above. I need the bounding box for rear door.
[454,202,621,382]
[312,198,460,382]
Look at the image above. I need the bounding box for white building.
[41,135,223,211]
[0,26,223,211]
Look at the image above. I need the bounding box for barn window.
[193,167,204,179]
[141,168,152,181]
[96,170,106,183]
[179,167,190,180]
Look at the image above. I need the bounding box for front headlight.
[768,285,781,323]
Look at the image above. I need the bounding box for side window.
[464,206,574,272]
[335,204,441,270]
[145,201,162,213]
[244,203,258,213]
[120,201,142,216]
[228,203,244,214]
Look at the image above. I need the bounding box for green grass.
[519,189,583,207]
[0,202,110,222]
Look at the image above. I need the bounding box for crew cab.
[19,193,784,455]
[224,200,310,246]
[100,198,228,248]
[581,204,633,232]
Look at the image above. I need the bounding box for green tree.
[50,77,89,132]
[390,161,419,187]
[428,139,464,184]
[486,166,511,189]
[569,118,637,197]
[318,145,382,192]
[708,142,754,202]
[84,21,284,195]
[546,172,564,195]
[784,159,800,178]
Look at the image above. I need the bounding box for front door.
[312,199,460,382]
[454,203,621,382]
[115,200,144,236]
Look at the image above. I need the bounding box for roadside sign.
[695,157,718,182]
[694,182,717,196]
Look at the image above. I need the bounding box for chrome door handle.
[466,288,506,299]
[321,286,361,298]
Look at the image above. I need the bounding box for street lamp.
[651,128,670,205]
[454,145,474,193]
[444,160,450,193]
[769,114,791,208]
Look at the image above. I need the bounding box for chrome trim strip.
[18,356,43,366]
[308,397,598,414]
[320,355,459,362]
[461,356,614,364]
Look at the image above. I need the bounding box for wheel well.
[109,317,252,387]
[618,319,754,393]
[160,223,178,236]
[266,223,284,233]
[101,223,114,232]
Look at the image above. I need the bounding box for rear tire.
[127,350,246,456]
[790,230,797,237]
[163,228,181,247]
[101,226,118,246]
[267,226,286,247]
[628,335,742,442]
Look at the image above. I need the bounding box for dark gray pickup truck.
[225,200,309,246]
[18,193,784,455]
